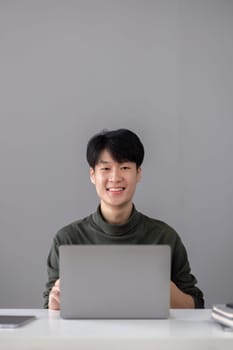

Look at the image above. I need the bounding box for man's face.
[90,149,141,210]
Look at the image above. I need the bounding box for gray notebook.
[59,245,170,319]
[0,315,36,328]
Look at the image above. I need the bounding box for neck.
[100,202,133,225]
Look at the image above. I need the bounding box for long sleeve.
[171,235,204,308]
[43,236,60,308]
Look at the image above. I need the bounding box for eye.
[100,167,110,171]
[121,166,130,170]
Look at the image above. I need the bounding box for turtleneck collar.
[91,205,141,236]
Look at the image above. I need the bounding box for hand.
[48,279,60,310]
[170,281,195,308]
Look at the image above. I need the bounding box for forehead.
[96,149,135,166]
[97,149,115,163]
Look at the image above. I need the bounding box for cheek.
[94,174,106,187]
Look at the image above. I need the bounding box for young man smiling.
[89,148,141,225]
[44,129,204,310]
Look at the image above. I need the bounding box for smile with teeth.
[107,187,126,192]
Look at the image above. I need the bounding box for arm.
[43,236,60,308]
[171,235,204,308]
[44,223,79,309]
[170,281,195,308]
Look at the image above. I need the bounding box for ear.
[136,167,142,183]
[89,167,96,185]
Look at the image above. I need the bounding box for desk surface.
[0,309,233,350]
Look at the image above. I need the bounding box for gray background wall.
[0,0,232,308]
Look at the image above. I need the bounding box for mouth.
[106,187,126,192]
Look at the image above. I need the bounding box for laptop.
[59,245,170,319]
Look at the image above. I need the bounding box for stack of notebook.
[212,304,233,329]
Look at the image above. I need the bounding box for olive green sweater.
[43,206,204,308]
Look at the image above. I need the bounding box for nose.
[108,168,122,182]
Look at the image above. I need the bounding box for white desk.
[0,309,233,349]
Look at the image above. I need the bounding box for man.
[44,129,204,309]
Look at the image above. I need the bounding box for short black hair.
[86,129,144,169]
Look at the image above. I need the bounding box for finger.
[55,279,60,288]
[49,286,60,309]
[49,293,60,309]
[52,286,60,296]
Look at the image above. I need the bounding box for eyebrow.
[97,160,112,165]
[97,159,132,165]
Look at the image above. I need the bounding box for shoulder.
[54,214,92,244]
[138,211,182,245]
[139,212,188,260]
[140,211,177,233]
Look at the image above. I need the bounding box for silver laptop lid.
[60,245,170,319]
